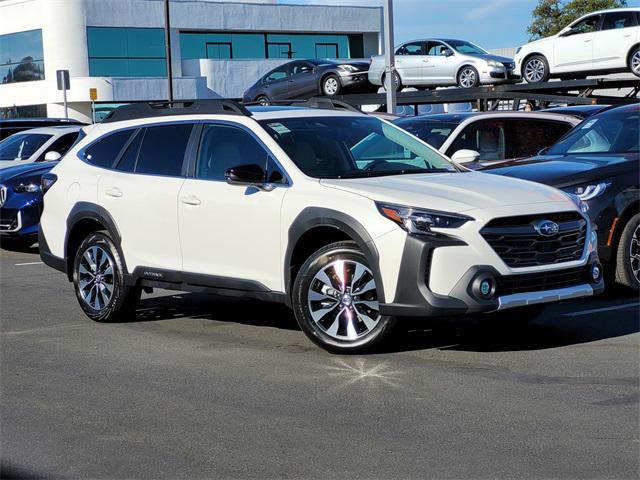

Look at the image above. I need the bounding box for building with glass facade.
[0,0,382,121]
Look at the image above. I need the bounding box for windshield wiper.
[336,168,452,179]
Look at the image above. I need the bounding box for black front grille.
[0,208,18,231]
[481,212,587,267]
[495,266,589,296]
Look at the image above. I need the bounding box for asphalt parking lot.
[1,246,639,479]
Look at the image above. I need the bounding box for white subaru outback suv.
[38,100,604,353]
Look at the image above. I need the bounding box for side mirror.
[538,146,550,156]
[43,151,61,162]
[451,149,481,164]
[225,164,269,189]
[443,48,454,57]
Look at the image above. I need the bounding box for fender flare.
[284,207,385,302]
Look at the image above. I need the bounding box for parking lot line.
[563,302,640,317]
[14,261,44,266]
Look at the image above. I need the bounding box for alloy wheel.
[525,59,545,82]
[307,259,380,341]
[459,68,477,88]
[631,50,640,77]
[78,245,115,310]
[630,224,640,285]
[324,77,339,95]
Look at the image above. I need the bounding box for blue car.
[0,161,58,247]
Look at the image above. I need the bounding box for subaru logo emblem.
[534,220,559,237]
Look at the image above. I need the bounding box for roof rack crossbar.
[244,97,362,113]
[102,99,252,123]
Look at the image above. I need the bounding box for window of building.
[87,27,167,77]
[268,42,294,59]
[136,124,193,176]
[0,29,45,84]
[83,130,134,169]
[206,42,232,59]
[315,43,338,58]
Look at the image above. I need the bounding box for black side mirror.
[443,48,454,57]
[225,164,268,188]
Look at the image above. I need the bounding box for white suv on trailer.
[38,100,604,353]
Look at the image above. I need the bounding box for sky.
[277,0,640,49]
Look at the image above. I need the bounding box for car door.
[395,41,427,84]
[593,11,638,70]
[288,61,318,99]
[553,14,601,73]
[262,64,291,100]
[97,123,194,272]
[424,41,456,85]
[178,122,288,291]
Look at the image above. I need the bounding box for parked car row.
[242,7,640,105]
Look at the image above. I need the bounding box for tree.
[527,0,628,40]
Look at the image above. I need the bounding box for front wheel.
[523,55,550,83]
[322,75,341,96]
[629,46,640,78]
[73,231,141,322]
[292,241,396,353]
[457,66,480,88]
[615,213,640,291]
[382,71,402,92]
[255,95,270,106]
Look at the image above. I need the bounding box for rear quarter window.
[83,130,134,168]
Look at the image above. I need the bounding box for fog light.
[591,263,602,282]
[480,280,491,296]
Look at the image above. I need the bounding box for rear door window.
[135,124,193,176]
[83,130,133,168]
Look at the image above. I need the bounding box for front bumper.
[378,233,604,318]
[480,66,520,84]
[0,200,41,239]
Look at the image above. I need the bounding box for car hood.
[0,161,57,184]
[483,153,639,188]
[320,171,570,213]
[470,53,513,64]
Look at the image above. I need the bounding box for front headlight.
[487,59,502,67]
[562,180,612,201]
[338,64,358,73]
[13,183,40,193]
[376,202,473,235]
[564,192,589,214]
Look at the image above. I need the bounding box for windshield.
[259,116,456,179]
[394,119,458,149]
[547,110,639,155]
[446,40,488,55]
[0,133,51,161]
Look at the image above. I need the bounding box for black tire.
[255,95,270,106]
[382,71,402,92]
[321,74,341,96]
[476,305,545,328]
[73,231,141,322]
[523,55,550,83]
[457,66,480,88]
[614,213,640,291]
[629,46,640,78]
[292,241,396,353]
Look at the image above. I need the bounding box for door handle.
[584,39,592,42]
[180,195,201,206]
[624,34,632,38]
[422,59,429,63]
[105,187,122,198]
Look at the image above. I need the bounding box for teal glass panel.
[231,34,264,59]
[127,58,167,77]
[89,58,130,77]
[206,43,231,59]
[179,33,204,60]
[87,27,127,58]
[127,28,165,58]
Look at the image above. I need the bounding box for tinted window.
[447,120,506,161]
[395,119,458,149]
[136,124,193,176]
[46,132,80,157]
[115,130,143,172]
[259,116,455,178]
[0,133,51,160]
[570,15,601,34]
[602,11,636,30]
[196,124,267,181]
[505,120,573,158]
[84,130,133,168]
[548,110,639,155]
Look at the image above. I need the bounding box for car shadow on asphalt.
[131,290,639,353]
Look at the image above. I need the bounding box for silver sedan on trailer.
[368,38,519,91]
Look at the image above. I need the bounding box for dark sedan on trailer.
[242,59,371,104]
[484,104,640,291]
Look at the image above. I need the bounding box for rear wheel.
[292,241,396,353]
[382,71,402,92]
[457,66,479,88]
[255,95,270,106]
[322,75,341,96]
[523,55,550,83]
[615,213,640,291]
[73,231,140,322]
[629,46,640,78]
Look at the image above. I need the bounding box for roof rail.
[244,97,363,114]
[102,99,252,123]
